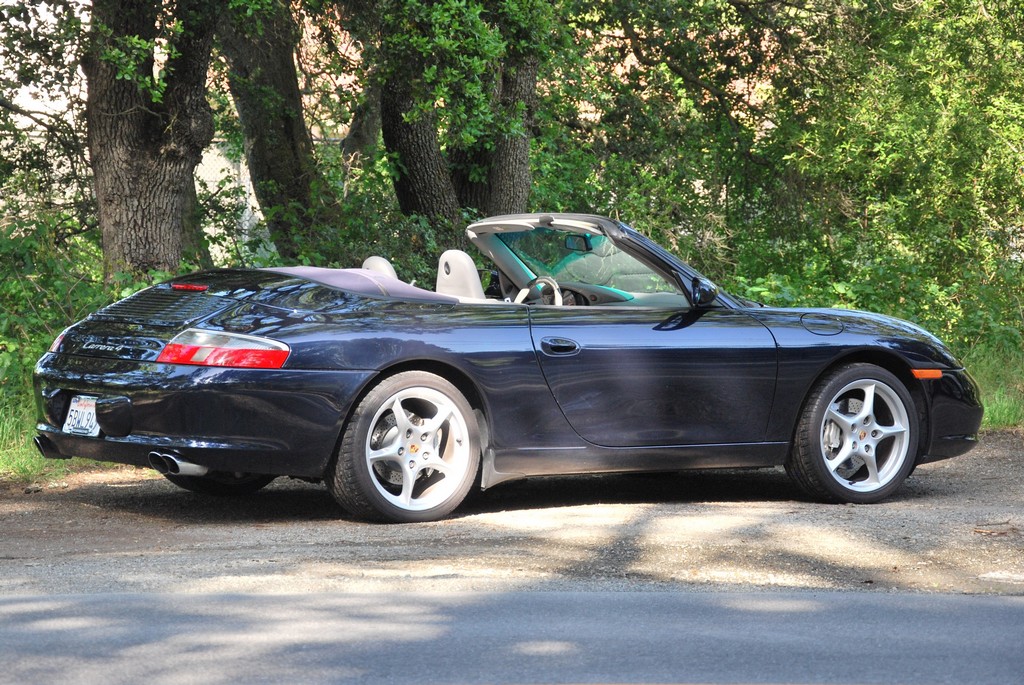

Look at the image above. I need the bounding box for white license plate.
[63,395,100,437]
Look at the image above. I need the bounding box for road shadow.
[460,467,805,516]
[34,464,930,525]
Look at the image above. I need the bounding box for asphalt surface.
[1,430,1022,682]
[1,591,1022,684]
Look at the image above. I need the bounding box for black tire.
[786,363,918,504]
[327,371,481,523]
[163,471,277,496]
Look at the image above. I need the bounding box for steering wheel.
[513,276,563,306]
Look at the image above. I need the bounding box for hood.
[749,306,962,369]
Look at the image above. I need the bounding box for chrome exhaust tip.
[148,451,209,477]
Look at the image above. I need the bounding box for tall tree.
[83,0,219,277]
[219,0,555,251]
[219,1,341,261]
[380,75,462,230]
[372,0,554,239]
[448,12,542,217]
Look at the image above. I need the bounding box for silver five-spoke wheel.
[819,378,910,492]
[328,371,480,522]
[365,386,472,511]
[788,364,918,503]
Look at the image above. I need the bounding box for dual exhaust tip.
[148,451,209,477]
[33,435,209,478]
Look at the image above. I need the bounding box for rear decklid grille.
[89,288,232,327]
[57,286,238,362]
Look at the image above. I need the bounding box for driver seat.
[436,250,487,301]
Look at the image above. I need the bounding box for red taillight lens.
[171,283,210,292]
[157,329,290,369]
[48,327,71,353]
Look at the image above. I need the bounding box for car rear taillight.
[48,327,71,353]
[156,329,290,369]
[171,283,210,292]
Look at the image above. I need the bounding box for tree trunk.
[219,5,325,261]
[83,0,216,279]
[446,54,539,218]
[380,75,462,237]
[181,179,215,269]
[484,55,539,215]
[342,80,382,163]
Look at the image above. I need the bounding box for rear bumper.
[919,368,984,464]
[34,353,374,478]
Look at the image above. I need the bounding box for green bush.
[963,344,1024,429]
[0,217,108,393]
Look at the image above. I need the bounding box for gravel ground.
[2,430,1022,596]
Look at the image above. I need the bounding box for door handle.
[540,337,580,356]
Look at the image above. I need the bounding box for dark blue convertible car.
[34,213,983,521]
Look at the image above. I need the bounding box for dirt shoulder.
[2,430,1022,596]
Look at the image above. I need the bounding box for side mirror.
[691,277,719,308]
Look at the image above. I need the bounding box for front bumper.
[919,367,984,464]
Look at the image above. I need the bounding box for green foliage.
[0,212,107,478]
[0,218,108,395]
[0,393,49,480]
[1,3,99,463]
[314,150,444,283]
[534,0,1023,356]
[249,146,446,285]
[0,2,92,234]
[963,343,1024,429]
[376,0,506,142]
[0,2,86,91]
[2,0,103,391]
[96,23,182,103]
[757,0,1024,350]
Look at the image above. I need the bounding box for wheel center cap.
[859,430,867,441]
[409,444,420,454]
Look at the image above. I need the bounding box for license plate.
[63,395,100,437]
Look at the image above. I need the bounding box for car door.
[528,306,779,447]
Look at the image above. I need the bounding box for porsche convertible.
[33,213,983,522]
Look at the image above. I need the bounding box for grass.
[0,393,99,483]
[2,344,1022,484]
[963,344,1024,429]
[0,393,51,481]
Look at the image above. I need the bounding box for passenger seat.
[435,250,488,301]
[361,256,399,280]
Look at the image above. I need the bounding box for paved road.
[2,432,1022,682]
[5,434,1024,595]
[1,591,1021,684]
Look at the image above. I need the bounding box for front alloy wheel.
[328,371,480,522]
[787,364,918,503]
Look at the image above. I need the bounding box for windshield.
[496,228,682,295]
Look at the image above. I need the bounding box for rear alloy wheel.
[787,364,918,503]
[163,472,276,496]
[328,371,480,522]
